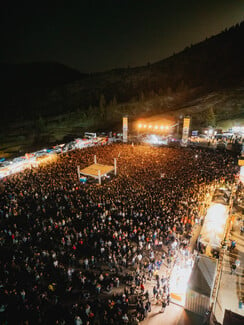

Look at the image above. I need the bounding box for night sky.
[1,0,243,73]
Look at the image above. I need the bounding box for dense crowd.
[0,143,238,324]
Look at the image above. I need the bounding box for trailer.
[185,255,217,316]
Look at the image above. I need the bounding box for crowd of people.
[0,143,239,324]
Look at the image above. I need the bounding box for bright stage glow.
[143,134,169,145]
[170,251,194,306]
[149,134,159,144]
[135,120,174,133]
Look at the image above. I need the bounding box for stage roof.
[80,163,114,178]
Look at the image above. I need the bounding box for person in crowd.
[0,143,238,324]
[231,262,237,274]
[160,298,167,313]
[230,239,236,251]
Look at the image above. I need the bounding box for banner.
[182,117,191,145]
[123,117,128,143]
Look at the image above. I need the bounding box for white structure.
[185,255,217,316]
[182,117,191,145]
[80,157,118,185]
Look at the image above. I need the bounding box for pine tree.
[99,94,106,120]
[205,107,216,127]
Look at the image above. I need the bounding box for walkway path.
[140,223,203,325]
[214,211,244,324]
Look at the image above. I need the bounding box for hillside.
[0,61,85,88]
[0,21,244,154]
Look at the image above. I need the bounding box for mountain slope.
[0,22,244,129]
[0,61,86,94]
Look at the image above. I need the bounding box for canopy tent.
[80,163,115,184]
[199,203,229,251]
[80,163,114,178]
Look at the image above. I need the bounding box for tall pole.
[77,165,80,179]
[177,121,179,138]
[114,158,117,176]
[94,155,97,164]
[98,170,101,185]
[123,116,128,143]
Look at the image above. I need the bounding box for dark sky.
[1,0,243,72]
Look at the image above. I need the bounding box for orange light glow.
[155,125,158,130]
[144,124,147,128]
[160,126,164,130]
[149,125,152,129]
[138,124,142,128]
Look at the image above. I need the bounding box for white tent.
[199,203,229,250]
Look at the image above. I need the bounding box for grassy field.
[0,110,121,158]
